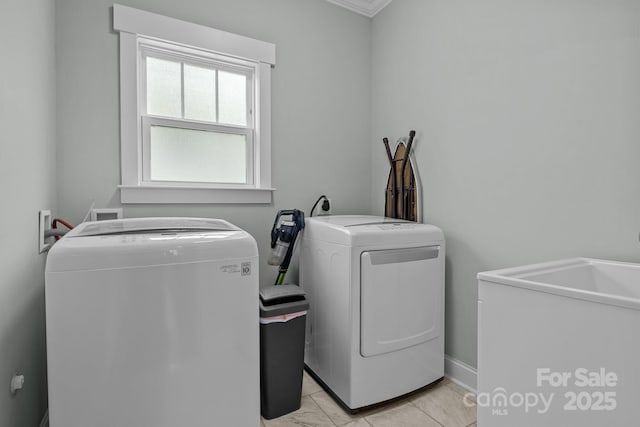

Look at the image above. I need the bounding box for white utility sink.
[479,258,640,310]
[477,258,640,427]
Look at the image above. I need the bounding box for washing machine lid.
[70,217,237,237]
[308,215,392,228]
[46,217,257,273]
[304,215,444,246]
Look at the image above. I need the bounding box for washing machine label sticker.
[220,264,241,274]
[220,263,252,275]
[241,262,251,276]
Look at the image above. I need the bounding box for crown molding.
[325,0,393,18]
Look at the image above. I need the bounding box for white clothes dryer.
[300,215,445,410]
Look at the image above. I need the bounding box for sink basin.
[477,258,640,427]
[478,257,640,310]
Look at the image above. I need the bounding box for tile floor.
[261,372,477,427]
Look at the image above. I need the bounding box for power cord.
[309,195,328,217]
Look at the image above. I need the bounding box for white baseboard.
[444,355,477,394]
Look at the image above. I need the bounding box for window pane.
[149,126,247,184]
[146,57,181,117]
[184,64,216,122]
[218,70,247,126]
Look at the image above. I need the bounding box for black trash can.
[259,285,309,420]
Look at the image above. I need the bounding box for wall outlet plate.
[39,210,52,253]
[10,373,24,395]
[319,198,332,215]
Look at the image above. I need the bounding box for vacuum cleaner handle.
[270,209,303,248]
[270,209,305,285]
[270,211,285,248]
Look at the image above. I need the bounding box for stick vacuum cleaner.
[267,209,305,285]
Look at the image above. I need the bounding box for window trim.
[113,4,275,204]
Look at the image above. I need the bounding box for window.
[140,43,254,185]
[113,4,275,203]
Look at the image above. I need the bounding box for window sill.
[119,185,274,204]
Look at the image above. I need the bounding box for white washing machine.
[300,215,445,410]
[45,218,260,427]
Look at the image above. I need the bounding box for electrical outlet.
[10,373,24,395]
[320,198,332,215]
[39,210,52,253]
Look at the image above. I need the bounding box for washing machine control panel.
[376,223,418,230]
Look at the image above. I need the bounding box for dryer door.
[360,246,443,357]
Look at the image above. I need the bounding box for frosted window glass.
[184,64,216,122]
[218,70,247,126]
[146,57,181,118]
[149,126,247,183]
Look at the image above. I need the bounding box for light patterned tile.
[311,390,360,426]
[365,402,441,427]
[411,382,476,427]
[445,380,475,400]
[302,371,323,396]
[467,423,476,427]
[342,419,372,427]
[356,394,421,418]
[262,395,335,427]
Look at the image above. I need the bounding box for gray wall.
[0,0,57,425]
[9,5,638,419]
[372,0,640,368]
[55,0,372,286]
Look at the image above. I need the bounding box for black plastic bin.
[259,285,309,420]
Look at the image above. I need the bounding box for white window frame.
[139,41,256,187]
[113,4,275,204]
